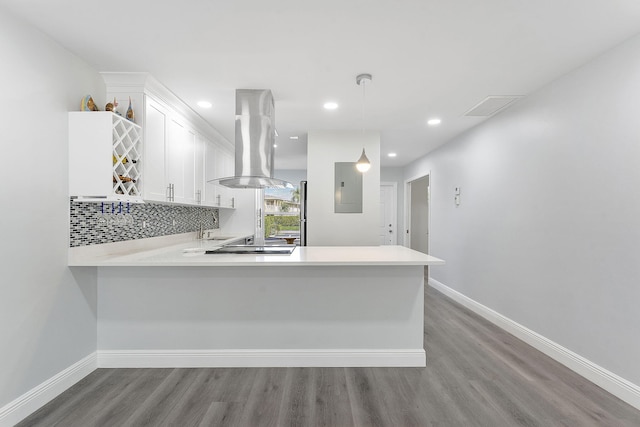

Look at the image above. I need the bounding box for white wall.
[405,33,640,386]
[307,131,380,246]
[0,7,101,409]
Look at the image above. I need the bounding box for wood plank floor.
[18,285,640,427]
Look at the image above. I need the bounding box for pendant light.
[355,73,372,173]
[356,149,371,172]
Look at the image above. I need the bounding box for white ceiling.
[3,0,640,169]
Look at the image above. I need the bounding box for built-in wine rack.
[112,115,142,197]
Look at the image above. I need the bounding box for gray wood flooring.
[17,285,640,426]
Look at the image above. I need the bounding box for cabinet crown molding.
[100,72,233,151]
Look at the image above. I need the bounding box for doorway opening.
[405,174,430,254]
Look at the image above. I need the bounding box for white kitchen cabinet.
[215,146,236,208]
[203,136,217,206]
[185,127,197,204]
[69,112,142,202]
[143,96,202,205]
[103,73,235,208]
[202,137,236,209]
[194,134,205,205]
[167,116,197,204]
[143,97,169,202]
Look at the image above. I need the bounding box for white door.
[379,183,397,245]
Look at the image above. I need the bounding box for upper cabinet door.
[181,126,197,205]
[167,116,198,205]
[166,117,184,202]
[206,139,221,206]
[143,98,170,202]
[194,133,205,205]
[215,147,235,207]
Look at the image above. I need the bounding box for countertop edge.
[69,246,445,267]
[68,236,445,267]
[72,260,446,267]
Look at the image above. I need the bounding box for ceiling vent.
[464,95,523,117]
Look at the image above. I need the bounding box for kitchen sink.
[206,245,295,255]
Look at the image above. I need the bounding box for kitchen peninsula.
[70,235,444,368]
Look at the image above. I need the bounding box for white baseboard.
[428,278,640,411]
[0,352,97,427]
[97,349,426,368]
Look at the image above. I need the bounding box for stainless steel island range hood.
[209,89,293,189]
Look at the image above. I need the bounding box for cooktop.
[205,245,295,255]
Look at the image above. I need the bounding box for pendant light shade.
[356,148,371,172]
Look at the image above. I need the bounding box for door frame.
[254,188,265,246]
[404,172,431,251]
[380,181,398,245]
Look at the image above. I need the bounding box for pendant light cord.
[355,73,372,173]
[361,78,366,133]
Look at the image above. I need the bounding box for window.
[264,186,300,243]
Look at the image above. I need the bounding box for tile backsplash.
[69,200,219,247]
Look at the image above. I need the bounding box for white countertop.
[69,234,445,267]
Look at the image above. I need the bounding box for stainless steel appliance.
[300,180,307,246]
[208,89,293,189]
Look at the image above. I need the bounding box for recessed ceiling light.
[197,101,213,108]
[324,102,338,110]
[289,136,299,140]
[273,144,278,148]
[427,118,441,126]
[388,153,397,158]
